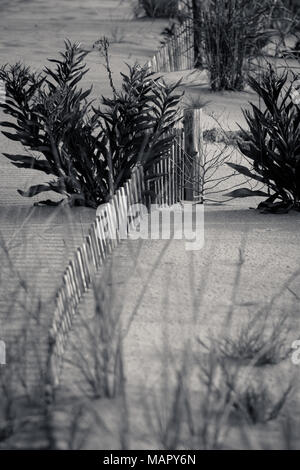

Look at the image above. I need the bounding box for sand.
[1,0,300,450]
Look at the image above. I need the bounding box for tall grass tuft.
[200,0,271,91]
[217,311,291,366]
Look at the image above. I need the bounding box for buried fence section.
[48,166,145,387]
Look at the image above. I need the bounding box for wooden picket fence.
[45,0,203,388]
[145,128,185,206]
[148,18,194,73]
[48,166,146,386]
[145,109,203,205]
[47,111,202,388]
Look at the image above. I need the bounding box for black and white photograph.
[0,0,300,455]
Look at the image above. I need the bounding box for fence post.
[184,108,203,201]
